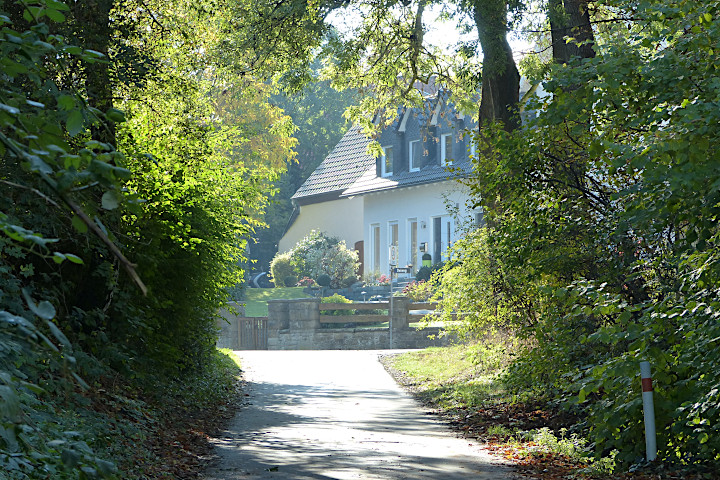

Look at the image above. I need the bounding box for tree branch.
[0,130,147,295]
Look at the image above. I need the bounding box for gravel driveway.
[203,350,516,480]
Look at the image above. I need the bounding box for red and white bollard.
[640,361,657,461]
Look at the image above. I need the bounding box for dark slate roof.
[291,125,375,200]
[341,159,472,197]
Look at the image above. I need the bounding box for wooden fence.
[318,300,438,326]
[238,317,268,349]
[319,301,390,325]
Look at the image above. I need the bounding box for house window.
[381,146,393,177]
[409,140,421,172]
[441,133,453,165]
[371,224,381,271]
[475,211,485,227]
[408,218,418,273]
[388,221,399,266]
[432,215,454,263]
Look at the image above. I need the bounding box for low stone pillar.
[267,299,289,333]
[390,295,411,330]
[288,298,321,331]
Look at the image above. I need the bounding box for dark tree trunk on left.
[71,0,116,147]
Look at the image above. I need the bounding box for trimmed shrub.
[320,294,355,316]
[269,252,293,287]
[283,275,298,287]
[342,276,358,288]
[416,266,432,282]
[316,274,332,287]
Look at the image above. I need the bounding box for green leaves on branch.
[445,0,720,468]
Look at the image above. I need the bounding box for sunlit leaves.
[449,0,720,467]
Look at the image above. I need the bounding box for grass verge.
[382,343,715,480]
[243,287,310,316]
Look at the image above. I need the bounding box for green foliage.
[283,275,298,287]
[400,280,433,301]
[252,71,355,270]
[445,0,720,468]
[1,0,288,476]
[416,262,445,282]
[270,252,294,287]
[0,2,127,476]
[341,276,358,288]
[274,230,359,288]
[316,274,332,287]
[320,293,354,315]
[433,228,536,338]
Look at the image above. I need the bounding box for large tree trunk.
[70,0,116,147]
[473,1,520,131]
[548,0,596,63]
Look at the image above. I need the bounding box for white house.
[278,95,482,278]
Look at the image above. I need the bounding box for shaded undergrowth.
[40,349,243,479]
[382,343,718,480]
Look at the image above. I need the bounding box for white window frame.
[381,146,393,177]
[441,133,453,166]
[388,221,399,267]
[408,218,418,273]
[408,140,421,172]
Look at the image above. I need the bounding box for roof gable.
[293,97,476,202]
[291,125,375,201]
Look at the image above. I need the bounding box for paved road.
[203,350,516,480]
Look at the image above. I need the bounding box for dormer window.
[409,140,421,172]
[381,146,393,177]
[441,133,453,166]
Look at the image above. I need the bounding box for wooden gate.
[238,317,268,350]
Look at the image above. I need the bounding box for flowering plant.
[402,280,434,301]
[296,276,316,287]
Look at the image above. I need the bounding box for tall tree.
[548,0,595,63]
[470,0,521,129]
[1,1,294,474]
[248,77,355,271]
[224,0,525,130]
[438,0,720,467]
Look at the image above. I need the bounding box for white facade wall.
[362,181,477,277]
[278,196,364,254]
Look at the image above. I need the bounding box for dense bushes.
[320,294,354,315]
[434,0,720,469]
[0,1,288,477]
[270,252,294,287]
[270,230,359,288]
